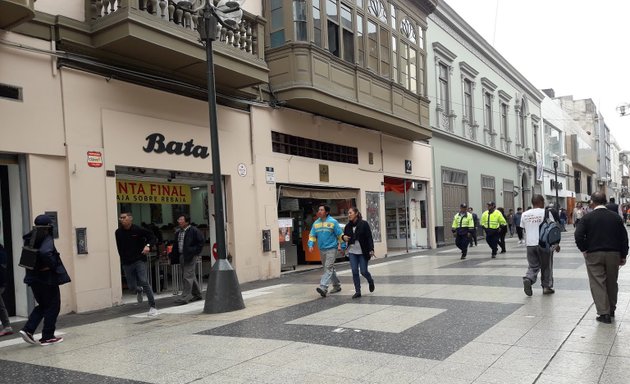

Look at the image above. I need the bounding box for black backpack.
[539,208,561,249]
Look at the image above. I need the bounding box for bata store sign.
[117,180,191,204]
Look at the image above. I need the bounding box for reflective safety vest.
[451,212,474,230]
[480,210,507,229]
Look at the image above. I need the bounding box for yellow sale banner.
[116,180,191,204]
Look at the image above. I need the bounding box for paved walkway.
[1,227,629,384]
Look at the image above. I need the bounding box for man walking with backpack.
[519,195,560,296]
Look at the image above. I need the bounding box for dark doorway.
[0,165,15,316]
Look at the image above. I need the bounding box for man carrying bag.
[19,214,71,346]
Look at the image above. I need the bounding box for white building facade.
[427,2,544,245]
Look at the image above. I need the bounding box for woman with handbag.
[343,207,375,299]
[19,214,71,346]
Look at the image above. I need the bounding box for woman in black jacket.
[343,207,375,299]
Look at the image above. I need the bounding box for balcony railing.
[90,0,261,58]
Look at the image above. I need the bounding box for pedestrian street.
[0,227,629,384]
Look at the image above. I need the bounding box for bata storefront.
[83,107,263,312]
[56,69,272,313]
[114,173,216,299]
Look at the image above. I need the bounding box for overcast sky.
[444,0,630,150]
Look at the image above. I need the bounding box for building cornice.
[480,77,497,92]
[498,90,512,102]
[432,41,457,63]
[459,61,479,79]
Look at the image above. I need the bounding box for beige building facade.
[1,22,435,316]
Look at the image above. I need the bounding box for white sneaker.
[148,307,158,317]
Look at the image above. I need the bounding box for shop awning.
[384,176,412,193]
[279,186,357,199]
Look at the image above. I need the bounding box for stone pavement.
[1,227,629,384]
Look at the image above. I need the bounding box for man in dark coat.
[171,215,205,304]
[20,214,71,345]
[115,213,157,316]
[575,192,629,324]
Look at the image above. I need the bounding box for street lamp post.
[553,156,559,211]
[195,0,245,313]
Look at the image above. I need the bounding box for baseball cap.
[487,201,496,206]
[34,214,52,226]
[460,203,467,208]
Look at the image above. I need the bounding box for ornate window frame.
[498,90,512,153]
[515,94,530,154]
[459,61,478,141]
[432,42,457,132]
[481,77,497,148]
[531,114,541,153]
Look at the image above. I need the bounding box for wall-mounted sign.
[405,160,412,174]
[319,164,329,182]
[143,133,209,159]
[44,211,59,239]
[87,151,103,167]
[265,167,275,184]
[76,227,88,254]
[116,180,191,204]
[237,163,247,177]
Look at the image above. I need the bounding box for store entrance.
[115,167,218,301]
[276,185,357,270]
[384,177,428,253]
[0,165,16,317]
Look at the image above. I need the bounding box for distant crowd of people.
[451,192,628,324]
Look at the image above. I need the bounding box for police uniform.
[480,202,507,258]
[452,204,474,259]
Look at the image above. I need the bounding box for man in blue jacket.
[308,204,343,297]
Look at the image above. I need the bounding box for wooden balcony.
[50,1,268,94]
[0,0,35,30]
[267,44,431,142]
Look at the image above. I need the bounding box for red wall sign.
[87,151,103,167]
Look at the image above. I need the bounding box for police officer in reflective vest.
[481,201,507,258]
[452,203,474,260]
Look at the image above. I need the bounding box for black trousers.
[485,229,499,255]
[455,234,469,256]
[469,228,478,246]
[498,228,507,252]
[23,283,61,340]
[516,226,524,241]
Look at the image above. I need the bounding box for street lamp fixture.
[553,155,559,211]
[193,0,246,314]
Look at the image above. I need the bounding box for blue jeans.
[319,248,340,289]
[122,260,156,307]
[348,253,373,293]
[23,283,60,340]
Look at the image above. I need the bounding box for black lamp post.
[553,156,559,211]
[196,0,245,313]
